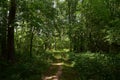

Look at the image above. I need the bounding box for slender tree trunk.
[68,0,72,51]
[54,37,57,50]
[29,27,34,58]
[7,0,16,63]
[68,0,78,52]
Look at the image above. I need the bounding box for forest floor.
[42,52,79,80]
[42,61,63,80]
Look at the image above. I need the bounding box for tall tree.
[0,0,8,60]
[67,0,79,51]
[7,0,17,62]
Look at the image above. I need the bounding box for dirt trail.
[42,62,64,80]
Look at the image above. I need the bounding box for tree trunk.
[7,0,16,63]
[1,24,7,60]
[29,27,34,58]
[68,0,72,52]
[1,11,7,60]
[0,1,8,61]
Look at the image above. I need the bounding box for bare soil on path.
[42,62,64,80]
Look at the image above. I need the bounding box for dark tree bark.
[1,21,7,60]
[7,0,16,63]
[68,0,73,52]
[29,27,34,58]
[0,1,8,61]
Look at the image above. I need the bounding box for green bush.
[72,52,120,80]
[0,53,50,80]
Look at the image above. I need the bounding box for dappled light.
[42,63,63,80]
[0,0,120,80]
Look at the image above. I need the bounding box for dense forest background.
[0,0,120,80]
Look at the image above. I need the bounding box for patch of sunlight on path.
[52,62,64,66]
[42,62,64,80]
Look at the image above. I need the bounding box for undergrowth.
[69,52,120,80]
[0,52,54,80]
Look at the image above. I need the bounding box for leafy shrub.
[72,52,120,80]
[0,53,50,80]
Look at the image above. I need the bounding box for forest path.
[42,61,64,80]
[41,52,78,80]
